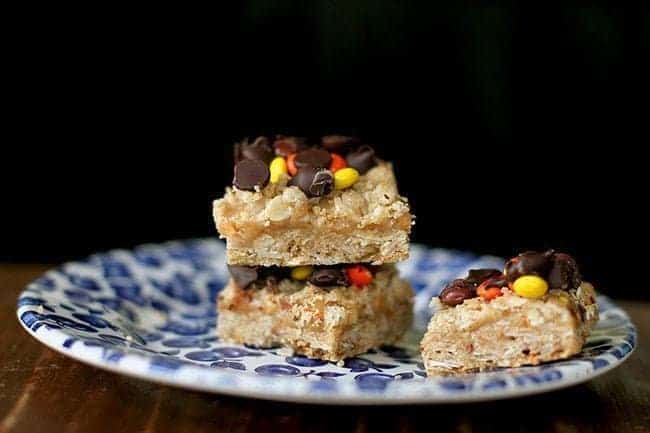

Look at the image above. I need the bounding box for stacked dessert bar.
[213,136,414,361]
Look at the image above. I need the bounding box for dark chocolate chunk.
[345,145,377,174]
[504,250,554,282]
[289,166,334,197]
[234,137,274,165]
[294,148,332,169]
[273,135,307,157]
[466,269,502,286]
[439,279,477,306]
[233,159,270,191]
[258,266,290,281]
[547,253,582,291]
[309,268,349,287]
[321,135,359,153]
[227,265,258,289]
[478,275,508,289]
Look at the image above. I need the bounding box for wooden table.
[1,264,648,433]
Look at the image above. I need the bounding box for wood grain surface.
[1,264,648,433]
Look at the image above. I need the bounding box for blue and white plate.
[16,240,636,404]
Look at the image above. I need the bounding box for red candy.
[287,153,298,176]
[476,279,505,301]
[329,153,347,173]
[477,286,502,301]
[346,265,373,288]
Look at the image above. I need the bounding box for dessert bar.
[213,136,412,266]
[218,263,414,361]
[420,251,599,374]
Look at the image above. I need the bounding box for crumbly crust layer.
[420,282,599,375]
[213,162,412,266]
[217,265,414,361]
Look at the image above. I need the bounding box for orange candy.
[287,153,298,176]
[329,153,347,173]
[477,281,504,301]
[346,265,373,288]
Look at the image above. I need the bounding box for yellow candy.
[269,156,288,184]
[512,275,548,299]
[334,167,359,190]
[291,266,313,281]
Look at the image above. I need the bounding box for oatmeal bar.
[420,251,599,375]
[213,136,412,267]
[217,264,414,361]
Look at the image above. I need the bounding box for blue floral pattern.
[16,240,636,404]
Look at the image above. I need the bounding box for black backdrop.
[3,4,649,298]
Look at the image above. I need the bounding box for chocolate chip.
[294,148,332,169]
[504,250,554,282]
[233,159,270,191]
[466,269,502,286]
[479,275,508,289]
[228,265,258,289]
[309,268,349,287]
[345,145,377,174]
[273,135,307,157]
[547,253,582,291]
[439,279,477,306]
[289,166,334,197]
[234,137,274,164]
[258,266,290,281]
[321,135,359,153]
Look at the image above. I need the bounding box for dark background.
[3,4,649,298]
